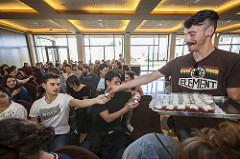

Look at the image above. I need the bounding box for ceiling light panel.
[0,19,70,33]
[44,0,140,14]
[135,20,183,33]
[216,21,240,32]
[0,0,38,13]
[68,20,130,33]
[151,0,240,14]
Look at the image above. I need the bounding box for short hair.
[72,64,77,68]
[0,86,11,97]
[126,71,136,79]
[42,73,59,84]
[66,74,81,87]
[184,10,219,32]
[48,68,60,75]
[83,65,90,72]
[7,66,16,74]
[65,64,71,69]
[175,121,240,159]
[105,70,120,83]
[1,75,19,91]
[123,65,131,72]
[99,63,109,71]
[0,118,54,159]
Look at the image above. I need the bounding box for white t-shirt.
[29,93,73,135]
[0,101,27,120]
[97,78,105,90]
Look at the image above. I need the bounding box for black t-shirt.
[92,91,131,132]
[68,86,90,100]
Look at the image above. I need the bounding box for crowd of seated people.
[0,59,145,157]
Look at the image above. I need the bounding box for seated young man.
[29,73,110,151]
[82,70,140,159]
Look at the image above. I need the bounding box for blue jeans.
[123,133,179,159]
[48,133,69,151]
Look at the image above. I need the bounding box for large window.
[130,34,168,71]
[218,34,240,53]
[84,34,124,64]
[175,34,189,57]
[34,35,77,64]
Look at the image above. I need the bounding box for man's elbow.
[103,117,113,123]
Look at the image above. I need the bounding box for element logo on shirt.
[179,65,219,90]
[39,104,61,120]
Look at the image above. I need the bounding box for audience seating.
[131,95,163,141]
[53,145,99,159]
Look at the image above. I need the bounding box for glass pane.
[47,48,56,63]
[115,37,124,60]
[159,36,168,60]
[219,35,231,44]
[105,47,114,61]
[175,46,183,57]
[67,35,78,61]
[176,35,185,45]
[131,46,148,70]
[218,45,231,51]
[58,48,68,64]
[183,45,190,55]
[231,45,240,54]
[84,35,90,46]
[84,47,91,64]
[90,47,104,63]
[232,36,240,44]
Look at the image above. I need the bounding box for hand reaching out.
[105,85,120,97]
[95,94,111,104]
[125,101,139,111]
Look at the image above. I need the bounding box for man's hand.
[105,85,120,97]
[125,101,139,111]
[95,94,111,104]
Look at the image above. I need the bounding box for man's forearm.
[119,71,163,91]
[70,98,96,108]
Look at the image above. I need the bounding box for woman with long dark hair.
[1,75,33,103]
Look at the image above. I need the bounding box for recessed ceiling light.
[193,0,200,4]
[34,22,42,25]
[125,4,128,7]
[158,23,163,26]
[99,20,102,22]
[226,20,231,22]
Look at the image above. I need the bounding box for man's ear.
[42,83,46,89]
[206,26,214,37]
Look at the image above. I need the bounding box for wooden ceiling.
[0,0,239,34]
